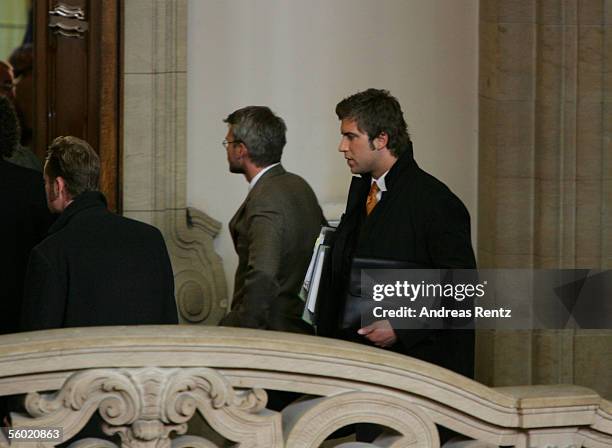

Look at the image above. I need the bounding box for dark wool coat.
[0,159,51,334]
[21,191,178,330]
[320,145,477,378]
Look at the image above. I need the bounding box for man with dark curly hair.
[0,60,40,171]
[0,95,50,334]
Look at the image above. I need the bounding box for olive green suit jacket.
[221,164,324,333]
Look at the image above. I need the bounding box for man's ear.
[373,132,389,150]
[236,142,248,160]
[55,176,69,198]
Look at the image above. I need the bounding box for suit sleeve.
[21,248,66,331]
[233,203,283,329]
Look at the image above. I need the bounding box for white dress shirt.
[249,162,280,191]
[371,170,389,201]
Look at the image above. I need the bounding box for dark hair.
[223,106,286,167]
[45,136,100,197]
[335,88,411,157]
[0,95,20,158]
[9,44,33,78]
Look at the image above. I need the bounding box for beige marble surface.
[478,0,612,400]
[0,326,610,447]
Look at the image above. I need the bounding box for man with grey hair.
[21,136,178,330]
[220,106,325,334]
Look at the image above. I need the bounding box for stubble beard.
[229,162,244,174]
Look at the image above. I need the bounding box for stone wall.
[477,0,612,399]
[122,0,228,325]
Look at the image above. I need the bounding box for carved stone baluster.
[282,392,440,448]
[162,369,282,448]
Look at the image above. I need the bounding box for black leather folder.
[341,257,431,329]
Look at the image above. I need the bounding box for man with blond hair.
[21,136,178,330]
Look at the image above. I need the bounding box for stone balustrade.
[0,326,610,447]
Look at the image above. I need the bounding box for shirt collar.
[249,162,280,191]
[371,169,389,192]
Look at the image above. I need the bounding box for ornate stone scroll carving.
[2,327,612,447]
[168,208,228,325]
[11,368,281,448]
[283,391,440,448]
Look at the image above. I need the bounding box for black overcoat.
[0,159,51,334]
[21,191,178,330]
[321,145,477,377]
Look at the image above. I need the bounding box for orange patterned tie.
[366,182,380,215]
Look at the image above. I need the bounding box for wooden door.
[33,0,122,212]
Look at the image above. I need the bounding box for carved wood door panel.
[33,0,121,212]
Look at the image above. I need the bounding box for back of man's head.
[0,95,20,158]
[335,88,411,158]
[223,106,286,167]
[46,136,100,197]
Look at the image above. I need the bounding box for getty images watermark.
[354,269,612,330]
